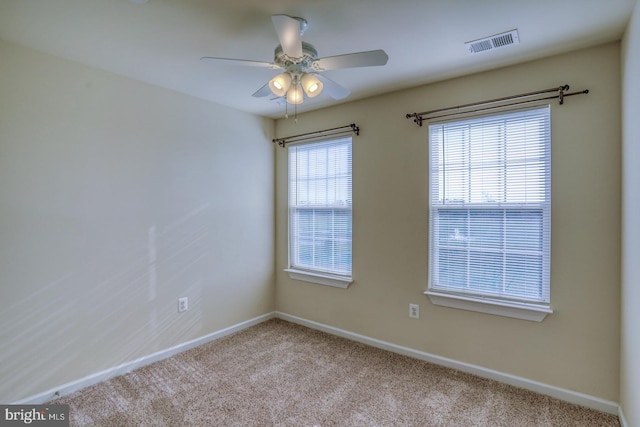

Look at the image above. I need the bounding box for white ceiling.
[0,0,636,118]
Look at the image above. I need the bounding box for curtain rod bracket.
[404,113,423,127]
[558,85,567,105]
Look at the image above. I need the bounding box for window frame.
[286,137,354,288]
[426,104,553,321]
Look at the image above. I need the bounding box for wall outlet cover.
[409,304,419,319]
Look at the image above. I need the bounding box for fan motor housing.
[274,42,318,73]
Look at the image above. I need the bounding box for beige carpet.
[54,319,619,426]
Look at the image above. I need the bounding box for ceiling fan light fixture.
[269,73,292,97]
[301,74,323,98]
[202,14,388,112]
[286,84,304,104]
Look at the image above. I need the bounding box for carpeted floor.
[54,318,620,426]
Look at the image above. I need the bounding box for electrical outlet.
[178,297,188,313]
[409,304,419,319]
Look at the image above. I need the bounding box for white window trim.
[425,290,553,322]
[285,268,353,289]
[287,137,353,286]
[426,105,553,320]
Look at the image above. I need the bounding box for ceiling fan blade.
[252,83,272,98]
[200,56,279,69]
[313,50,389,71]
[316,74,350,100]
[271,14,303,58]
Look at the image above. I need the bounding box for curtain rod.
[273,123,360,147]
[406,84,589,127]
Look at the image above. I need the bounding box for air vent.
[466,29,519,54]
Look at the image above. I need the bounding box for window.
[427,105,552,321]
[286,138,353,288]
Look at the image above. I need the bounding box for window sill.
[285,269,353,289]
[424,291,553,322]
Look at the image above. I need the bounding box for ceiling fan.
[201,14,389,105]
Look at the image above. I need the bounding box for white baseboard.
[14,312,276,404]
[619,406,629,427]
[275,311,620,416]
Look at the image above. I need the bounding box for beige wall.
[275,43,621,401]
[0,40,275,403]
[621,0,640,424]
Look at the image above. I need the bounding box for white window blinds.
[288,138,352,277]
[428,105,551,304]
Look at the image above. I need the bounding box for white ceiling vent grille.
[466,29,519,54]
